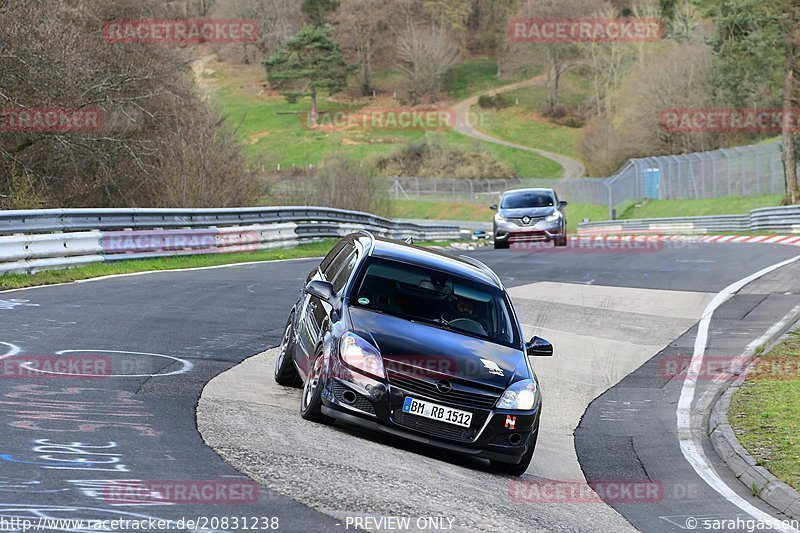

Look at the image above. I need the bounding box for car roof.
[501,187,556,196]
[362,236,502,289]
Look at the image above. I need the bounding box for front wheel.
[300,348,333,424]
[494,239,510,250]
[554,235,568,247]
[490,430,538,476]
[274,313,301,387]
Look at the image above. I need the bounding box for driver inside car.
[443,296,489,336]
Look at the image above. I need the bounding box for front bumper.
[493,218,563,243]
[321,372,541,464]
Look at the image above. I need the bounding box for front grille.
[393,411,473,441]
[488,431,531,447]
[331,381,376,415]
[386,369,501,409]
[510,217,544,227]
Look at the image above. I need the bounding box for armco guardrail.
[0,207,460,274]
[578,205,800,236]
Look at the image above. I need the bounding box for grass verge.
[620,195,784,219]
[0,241,339,291]
[392,195,785,233]
[729,329,800,491]
[445,59,525,100]
[0,238,468,291]
[391,199,608,233]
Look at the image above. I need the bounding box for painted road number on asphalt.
[403,397,473,428]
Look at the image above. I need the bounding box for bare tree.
[585,4,637,117]
[194,0,217,17]
[509,0,606,116]
[579,39,719,175]
[0,0,254,207]
[333,0,395,95]
[397,22,460,103]
[218,0,302,55]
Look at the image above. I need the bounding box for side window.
[320,242,346,278]
[325,243,354,281]
[331,247,358,293]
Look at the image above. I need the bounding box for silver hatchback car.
[491,188,568,249]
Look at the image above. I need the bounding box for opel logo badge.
[436,380,453,394]
[522,216,531,225]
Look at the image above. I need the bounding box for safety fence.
[0,207,460,274]
[389,141,786,217]
[577,205,800,236]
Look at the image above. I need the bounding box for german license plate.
[402,397,472,428]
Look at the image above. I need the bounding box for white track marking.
[0,342,21,359]
[18,350,193,378]
[677,254,800,533]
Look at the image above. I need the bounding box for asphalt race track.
[1,241,800,532]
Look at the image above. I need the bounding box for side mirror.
[559,200,568,208]
[489,204,498,210]
[525,336,553,357]
[304,280,336,303]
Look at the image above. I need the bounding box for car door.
[314,242,359,333]
[295,242,346,373]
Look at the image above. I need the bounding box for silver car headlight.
[494,213,507,223]
[545,212,561,222]
[497,379,539,410]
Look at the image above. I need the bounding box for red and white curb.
[574,234,800,246]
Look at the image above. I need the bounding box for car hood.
[348,307,526,389]
[498,206,556,218]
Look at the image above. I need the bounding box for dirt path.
[192,53,217,100]
[452,76,586,179]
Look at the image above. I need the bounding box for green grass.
[0,239,470,291]
[391,199,608,233]
[729,329,800,491]
[619,195,784,219]
[474,105,582,160]
[501,72,591,112]
[445,59,525,100]
[468,71,588,166]
[207,61,561,177]
[442,130,563,178]
[392,194,786,233]
[0,241,339,291]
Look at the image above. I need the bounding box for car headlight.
[494,213,507,223]
[545,212,561,222]
[496,379,539,410]
[340,333,385,379]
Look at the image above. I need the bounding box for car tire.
[554,235,568,247]
[274,312,302,387]
[494,240,510,250]
[300,347,333,424]
[490,428,538,476]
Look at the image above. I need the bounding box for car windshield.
[501,191,555,209]
[350,258,519,348]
